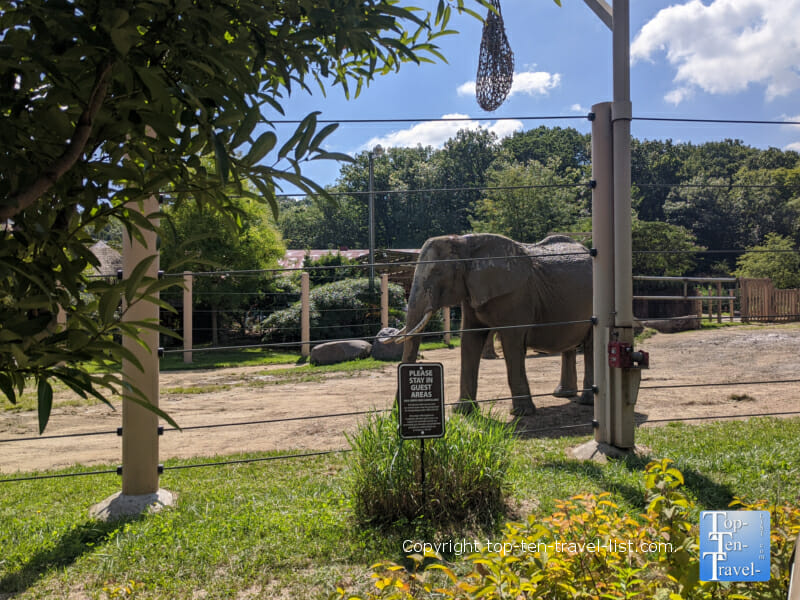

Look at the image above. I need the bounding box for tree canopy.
[0,0,472,429]
[278,127,800,286]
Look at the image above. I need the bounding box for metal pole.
[612,0,632,329]
[591,102,614,446]
[301,272,310,359]
[610,0,639,450]
[183,271,193,364]
[368,152,376,295]
[122,195,160,495]
[380,273,389,329]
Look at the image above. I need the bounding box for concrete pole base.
[89,489,175,522]
[567,440,651,464]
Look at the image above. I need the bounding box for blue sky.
[272,0,800,193]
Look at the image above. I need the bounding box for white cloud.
[457,70,561,99]
[785,142,800,152]
[361,113,523,150]
[570,103,587,113]
[631,0,800,104]
[664,87,694,106]
[457,81,476,96]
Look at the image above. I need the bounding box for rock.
[638,315,701,334]
[372,327,404,361]
[310,340,372,365]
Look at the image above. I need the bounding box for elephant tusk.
[392,311,433,344]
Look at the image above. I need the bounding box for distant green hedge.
[259,277,407,346]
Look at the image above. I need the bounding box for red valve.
[608,341,649,369]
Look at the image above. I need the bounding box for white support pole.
[183,271,193,364]
[591,102,614,446]
[610,0,638,450]
[91,195,174,520]
[380,273,389,329]
[120,195,161,496]
[301,272,310,359]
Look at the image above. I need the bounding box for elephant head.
[393,234,536,362]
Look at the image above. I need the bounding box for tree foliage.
[0,0,468,428]
[470,157,588,243]
[735,234,800,289]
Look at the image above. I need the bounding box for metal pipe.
[612,0,632,328]
[591,102,614,446]
[368,152,375,294]
[183,271,193,364]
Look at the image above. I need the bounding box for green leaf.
[0,374,17,404]
[308,123,339,152]
[246,131,277,165]
[231,108,261,149]
[98,285,123,324]
[214,134,231,183]
[37,379,53,434]
[124,255,158,303]
[110,25,138,56]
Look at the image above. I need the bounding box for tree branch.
[1,60,114,221]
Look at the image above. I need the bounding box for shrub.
[304,252,364,286]
[346,410,515,526]
[334,459,800,599]
[259,278,406,346]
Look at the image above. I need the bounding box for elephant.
[393,233,593,416]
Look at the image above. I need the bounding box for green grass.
[1,416,799,599]
[160,347,301,371]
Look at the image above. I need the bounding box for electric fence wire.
[5,405,800,484]
[161,318,597,354]
[4,377,800,448]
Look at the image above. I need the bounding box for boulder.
[310,340,372,365]
[638,315,701,334]
[372,327,404,361]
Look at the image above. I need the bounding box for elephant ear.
[464,237,534,308]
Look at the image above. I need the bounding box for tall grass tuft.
[346,409,515,526]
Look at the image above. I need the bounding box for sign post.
[397,363,445,507]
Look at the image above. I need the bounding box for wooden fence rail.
[740,278,800,322]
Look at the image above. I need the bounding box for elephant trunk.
[393,283,435,363]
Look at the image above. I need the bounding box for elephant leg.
[456,310,487,415]
[500,333,535,416]
[577,331,594,405]
[553,348,578,398]
[481,331,499,359]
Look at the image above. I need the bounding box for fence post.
[590,101,614,449]
[91,194,173,520]
[380,273,389,330]
[716,282,722,323]
[443,306,451,346]
[740,279,748,322]
[183,271,193,364]
[301,272,310,359]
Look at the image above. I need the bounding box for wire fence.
[5,113,800,485]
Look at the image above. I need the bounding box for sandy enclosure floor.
[1,323,799,474]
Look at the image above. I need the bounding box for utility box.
[608,341,649,369]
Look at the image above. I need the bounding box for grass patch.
[699,318,745,329]
[2,418,799,599]
[347,410,514,527]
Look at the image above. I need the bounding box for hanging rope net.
[476,0,514,111]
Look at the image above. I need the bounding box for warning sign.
[397,363,445,439]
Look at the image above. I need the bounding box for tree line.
[278,126,800,283]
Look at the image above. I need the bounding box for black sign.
[397,363,445,439]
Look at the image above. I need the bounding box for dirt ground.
[2,323,799,474]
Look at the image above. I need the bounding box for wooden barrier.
[740,278,800,322]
